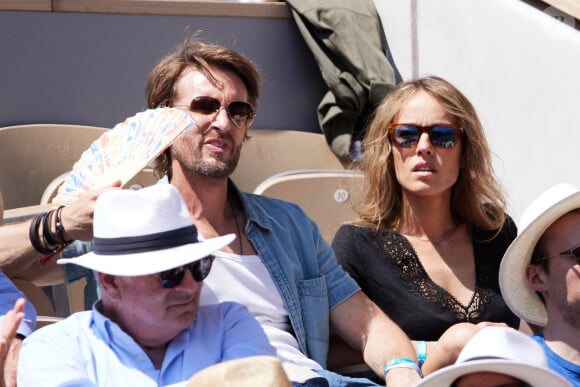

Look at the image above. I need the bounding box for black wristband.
[42,209,59,247]
[28,214,56,254]
[28,214,54,254]
[54,205,72,244]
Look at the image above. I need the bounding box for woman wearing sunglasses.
[332,76,520,375]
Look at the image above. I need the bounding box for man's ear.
[525,264,547,293]
[99,273,121,301]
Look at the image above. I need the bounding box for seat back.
[231,129,346,193]
[253,170,364,244]
[0,124,108,210]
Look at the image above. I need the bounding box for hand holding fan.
[52,107,194,206]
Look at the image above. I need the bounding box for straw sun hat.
[499,183,580,326]
[57,184,235,276]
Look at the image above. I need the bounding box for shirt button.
[136,354,144,362]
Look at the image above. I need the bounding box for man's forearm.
[330,292,421,386]
[362,307,419,383]
[0,221,41,276]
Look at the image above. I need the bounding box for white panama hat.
[417,326,571,387]
[57,184,235,276]
[499,183,580,326]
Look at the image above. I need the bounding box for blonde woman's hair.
[358,75,506,232]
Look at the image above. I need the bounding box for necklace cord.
[228,195,244,255]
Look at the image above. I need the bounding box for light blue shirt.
[234,182,360,368]
[59,179,361,369]
[0,270,36,337]
[18,300,275,386]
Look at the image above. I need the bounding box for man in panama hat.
[499,183,580,385]
[16,184,277,386]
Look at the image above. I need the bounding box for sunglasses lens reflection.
[189,97,254,128]
[190,97,220,114]
[392,125,460,148]
[191,256,214,282]
[159,256,215,288]
[430,126,460,148]
[160,267,185,289]
[228,101,255,127]
[393,125,421,147]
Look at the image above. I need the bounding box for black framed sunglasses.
[174,96,255,129]
[159,255,215,289]
[536,243,580,265]
[388,123,463,149]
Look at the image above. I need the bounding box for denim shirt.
[60,179,361,368]
[233,182,360,367]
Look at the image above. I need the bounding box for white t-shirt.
[200,251,322,370]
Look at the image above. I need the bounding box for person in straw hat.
[499,183,580,385]
[16,184,277,386]
[417,326,571,387]
[1,36,421,386]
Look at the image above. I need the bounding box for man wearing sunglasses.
[499,183,580,385]
[0,37,419,386]
[17,184,277,386]
[144,37,420,386]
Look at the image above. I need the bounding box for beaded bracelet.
[383,357,423,378]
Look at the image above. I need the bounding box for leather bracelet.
[28,214,55,254]
[54,205,72,244]
[383,357,423,378]
[42,209,59,247]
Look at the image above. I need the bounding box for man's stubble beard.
[176,145,241,179]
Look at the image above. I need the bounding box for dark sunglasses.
[174,96,255,129]
[159,255,215,289]
[388,123,463,148]
[536,243,580,265]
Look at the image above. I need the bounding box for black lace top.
[332,219,520,340]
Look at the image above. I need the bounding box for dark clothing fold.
[286,0,400,159]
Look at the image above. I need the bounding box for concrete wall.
[0,11,326,132]
[375,0,580,222]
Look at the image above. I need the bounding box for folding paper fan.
[52,107,195,206]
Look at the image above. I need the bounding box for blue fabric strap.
[383,357,423,378]
[417,340,427,368]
